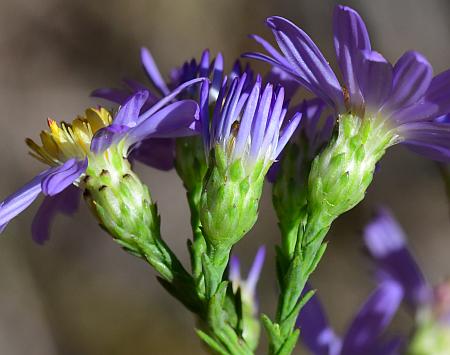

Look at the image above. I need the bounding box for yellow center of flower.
[26,107,112,166]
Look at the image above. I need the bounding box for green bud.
[200,146,266,248]
[308,113,396,226]
[83,142,158,253]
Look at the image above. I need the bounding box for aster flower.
[198,73,301,247]
[364,208,450,354]
[0,79,203,243]
[228,246,265,350]
[91,48,224,171]
[246,5,450,162]
[93,47,225,107]
[297,281,403,355]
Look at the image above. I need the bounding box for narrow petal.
[333,5,371,109]
[31,185,80,244]
[233,79,260,159]
[341,281,403,354]
[249,34,291,67]
[297,284,342,355]
[140,47,170,96]
[266,16,344,110]
[199,49,210,78]
[138,78,206,122]
[211,53,224,100]
[229,255,241,286]
[90,124,130,154]
[128,138,175,171]
[0,170,49,228]
[398,122,450,162]
[364,208,431,308]
[113,90,149,127]
[423,69,450,117]
[127,100,199,145]
[383,51,432,113]
[200,80,211,154]
[245,246,266,294]
[358,50,393,112]
[41,159,87,196]
[275,112,302,158]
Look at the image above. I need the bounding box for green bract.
[200,146,267,249]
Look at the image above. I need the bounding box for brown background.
[0,0,449,354]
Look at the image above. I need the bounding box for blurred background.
[0,0,449,353]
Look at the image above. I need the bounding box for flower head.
[297,282,403,355]
[198,73,301,247]
[246,5,450,162]
[201,73,301,175]
[0,80,202,242]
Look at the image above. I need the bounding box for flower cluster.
[0,3,448,355]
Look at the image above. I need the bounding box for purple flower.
[92,48,225,171]
[200,73,302,172]
[229,246,266,310]
[245,5,450,162]
[297,282,403,355]
[0,80,203,243]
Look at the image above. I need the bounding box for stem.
[268,212,332,355]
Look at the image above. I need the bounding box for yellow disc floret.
[26,107,112,166]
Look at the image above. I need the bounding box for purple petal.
[41,159,87,196]
[245,246,265,294]
[0,170,50,228]
[398,122,450,162]
[211,53,224,100]
[364,208,431,308]
[233,79,261,159]
[392,101,439,124]
[129,138,175,171]
[423,69,450,117]
[383,51,432,113]
[90,124,130,154]
[229,255,241,285]
[275,112,302,158]
[200,80,211,154]
[243,52,301,81]
[333,5,371,110]
[31,185,80,244]
[357,50,393,112]
[341,280,403,354]
[249,34,292,68]
[250,81,272,160]
[266,16,344,111]
[297,284,342,355]
[140,47,170,96]
[127,100,199,145]
[113,91,149,127]
[139,78,205,122]
[199,49,210,78]
[91,88,131,105]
